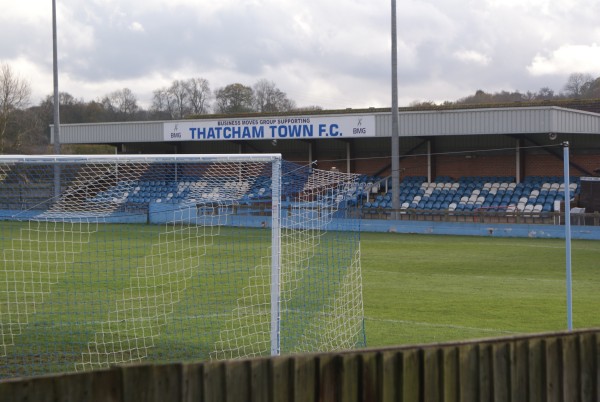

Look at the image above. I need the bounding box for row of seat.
[89,175,580,214]
[91,178,271,205]
[365,176,580,212]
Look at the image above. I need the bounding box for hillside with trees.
[1,61,599,154]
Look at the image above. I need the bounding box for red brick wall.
[525,154,600,177]
[351,153,600,180]
[435,155,516,180]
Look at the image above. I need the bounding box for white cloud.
[453,50,491,66]
[528,44,600,75]
[128,22,145,33]
[5,57,53,104]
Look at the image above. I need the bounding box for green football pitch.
[1,222,599,357]
[361,232,600,347]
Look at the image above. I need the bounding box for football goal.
[0,154,365,379]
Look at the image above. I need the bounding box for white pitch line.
[363,316,518,334]
[365,270,566,283]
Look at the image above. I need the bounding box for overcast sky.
[2,0,600,111]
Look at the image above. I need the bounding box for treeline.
[1,60,600,154]
[0,63,320,153]
[47,77,308,124]
[411,72,600,107]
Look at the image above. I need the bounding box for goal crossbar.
[0,153,282,164]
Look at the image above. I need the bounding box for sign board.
[164,115,375,142]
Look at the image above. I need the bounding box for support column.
[515,138,524,183]
[427,140,432,183]
[346,141,351,173]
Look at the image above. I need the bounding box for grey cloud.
[2,0,600,109]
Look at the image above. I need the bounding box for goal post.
[270,156,281,356]
[0,154,364,379]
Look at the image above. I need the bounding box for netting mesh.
[0,155,364,379]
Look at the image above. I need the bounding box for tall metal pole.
[391,0,401,212]
[52,0,61,197]
[563,142,573,330]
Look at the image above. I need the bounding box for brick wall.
[352,153,600,181]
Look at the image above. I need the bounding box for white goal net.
[0,154,364,379]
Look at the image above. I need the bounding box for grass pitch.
[1,222,599,377]
[361,232,600,347]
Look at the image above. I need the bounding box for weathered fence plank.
[293,354,317,402]
[181,363,203,402]
[202,361,225,402]
[121,365,156,402]
[0,375,55,402]
[272,356,292,402]
[528,337,545,402]
[479,343,492,402]
[379,350,401,402]
[250,358,272,402]
[442,346,459,402]
[579,332,598,402]
[459,343,479,402]
[401,348,422,402]
[339,353,359,402]
[492,342,510,402]
[423,347,441,402]
[545,337,562,402]
[562,334,580,402]
[318,354,341,402]
[360,352,380,401]
[225,360,250,402]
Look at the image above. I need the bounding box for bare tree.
[253,79,296,113]
[0,63,31,153]
[151,78,211,118]
[535,87,555,100]
[187,78,211,115]
[11,108,47,153]
[563,73,594,98]
[101,88,139,120]
[167,80,191,119]
[583,77,600,99]
[151,87,175,118]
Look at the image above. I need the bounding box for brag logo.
[169,124,182,139]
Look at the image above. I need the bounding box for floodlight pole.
[390,0,401,213]
[52,0,61,197]
[563,142,573,331]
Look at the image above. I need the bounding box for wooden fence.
[1,328,599,402]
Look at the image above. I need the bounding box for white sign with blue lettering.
[164,115,375,141]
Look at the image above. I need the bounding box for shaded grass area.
[361,232,600,347]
